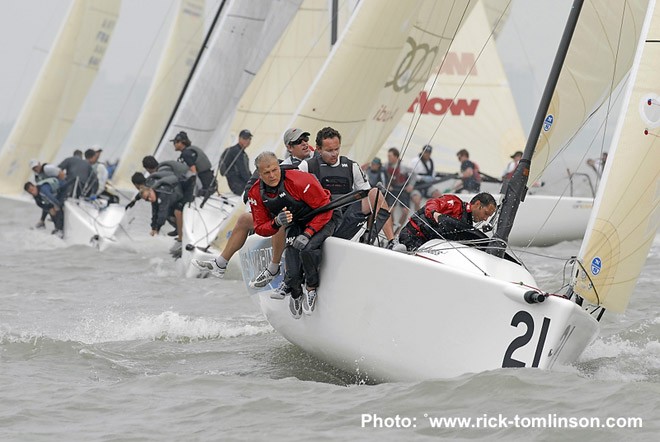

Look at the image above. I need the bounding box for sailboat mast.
[489,0,585,257]
[154,0,228,153]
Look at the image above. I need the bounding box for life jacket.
[305,156,354,196]
[146,170,179,190]
[36,176,61,192]
[418,157,434,176]
[180,145,212,173]
[159,160,189,180]
[259,169,312,221]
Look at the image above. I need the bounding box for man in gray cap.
[218,129,253,195]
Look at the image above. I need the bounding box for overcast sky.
[0,0,613,192]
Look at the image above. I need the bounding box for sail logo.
[385,37,439,93]
[590,257,602,276]
[408,91,479,116]
[543,115,554,131]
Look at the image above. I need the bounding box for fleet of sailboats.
[1,0,657,381]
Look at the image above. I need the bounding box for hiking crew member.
[171,131,215,199]
[248,151,336,318]
[453,148,482,193]
[24,179,65,234]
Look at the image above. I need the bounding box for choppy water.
[1,197,658,441]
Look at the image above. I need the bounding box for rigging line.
[101,0,182,151]
[397,0,511,195]
[595,0,629,190]
[527,7,632,185]
[396,0,479,168]
[388,0,477,196]
[238,0,351,138]
[384,0,474,195]
[381,186,501,274]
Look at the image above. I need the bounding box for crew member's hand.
[274,208,293,227]
[292,233,311,251]
[150,229,158,236]
[433,212,441,223]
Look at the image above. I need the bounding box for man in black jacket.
[218,129,252,196]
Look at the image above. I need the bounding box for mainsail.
[226,0,354,157]
[112,0,205,190]
[529,0,649,184]
[572,2,660,313]
[0,0,121,195]
[153,0,303,164]
[372,0,522,176]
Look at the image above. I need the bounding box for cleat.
[249,265,280,288]
[191,258,226,278]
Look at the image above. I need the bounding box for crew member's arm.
[286,172,332,236]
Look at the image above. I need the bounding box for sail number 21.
[502,311,551,368]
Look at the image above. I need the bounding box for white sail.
[529,0,649,184]
[372,0,522,176]
[573,2,660,313]
[226,0,354,157]
[153,0,303,164]
[0,0,121,195]
[112,0,205,190]
[283,0,436,157]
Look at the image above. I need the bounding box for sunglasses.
[290,137,309,146]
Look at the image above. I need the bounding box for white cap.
[29,159,40,169]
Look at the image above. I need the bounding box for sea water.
[1,197,658,441]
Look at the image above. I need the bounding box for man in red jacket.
[399,192,496,251]
[248,151,336,318]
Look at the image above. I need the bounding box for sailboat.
[145,0,303,277]
[0,0,126,250]
[238,0,658,381]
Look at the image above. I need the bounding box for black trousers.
[284,213,338,298]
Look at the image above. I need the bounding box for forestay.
[573,2,660,313]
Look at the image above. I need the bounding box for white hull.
[239,236,599,381]
[63,199,125,251]
[180,194,241,278]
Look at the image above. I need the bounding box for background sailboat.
[0,0,121,195]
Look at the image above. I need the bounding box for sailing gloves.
[274,209,293,227]
[292,233,311,251]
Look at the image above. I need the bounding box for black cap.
[84,149,96,159]
[170,131,190,143]
[510,151,523,158]
[239,129,253,139]
[422,144,433,153]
